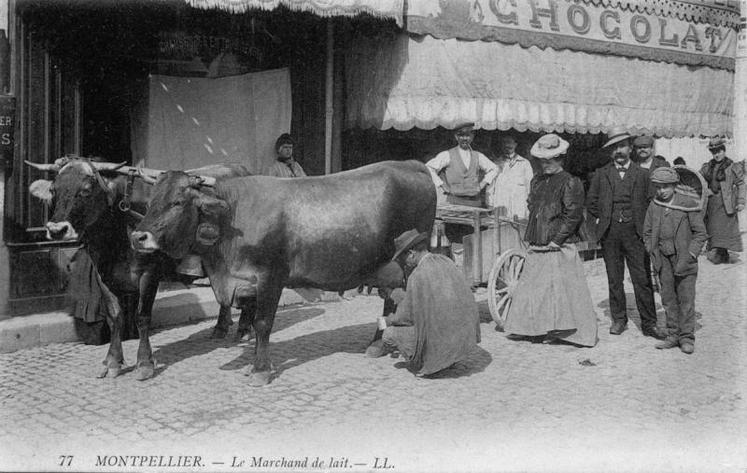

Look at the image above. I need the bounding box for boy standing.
[643,167,708,354]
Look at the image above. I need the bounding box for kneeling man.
[379,229,480,376]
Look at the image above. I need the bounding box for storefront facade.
[0,0,400,316]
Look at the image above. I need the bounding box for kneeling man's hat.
[530,134,569,159]
[650,167,680,184]
[392,229,428,261]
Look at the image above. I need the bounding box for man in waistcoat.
[426,123,497,208]
[587,127,664,339]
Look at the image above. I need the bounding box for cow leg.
[133,268,161,381]
[211,305,234,339]
[235,304,256,342]
[95,278,125,378]
[245,285,281,387]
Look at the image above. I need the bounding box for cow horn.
[90,161,128,172]
[24,160,61,173]
[190,175,216,187]
[137,167,162,185]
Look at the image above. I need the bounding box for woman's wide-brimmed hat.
[392,229,428,261]
[602,126,633,148]
[530,134,569,159]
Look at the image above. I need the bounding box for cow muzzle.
[130,230,160,253]
[46,221,78,241]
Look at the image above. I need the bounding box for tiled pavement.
[0,255,745,472]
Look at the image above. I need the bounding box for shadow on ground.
[219,319,494,382]
[597,293,703,333]
[147,306,325,379]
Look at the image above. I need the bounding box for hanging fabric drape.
[131,68,292,173]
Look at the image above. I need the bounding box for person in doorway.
[266,133,307,177]
[586,127,664,339]
[426,122,497,208]
[486,135,534,220]
[643,167,707,354]
[633,136,669,173]
[700,137,745,264]
[378,229,480,376]
[504,134,597,347]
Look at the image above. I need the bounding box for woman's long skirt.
[705,194,743,252]
[504,246,598,347]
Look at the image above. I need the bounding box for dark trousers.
[658,254,696,342]
[601,221,657,329]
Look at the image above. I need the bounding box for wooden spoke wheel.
[487,249,526,331]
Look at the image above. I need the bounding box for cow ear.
[29,179,54,203]
[196,194,230,219]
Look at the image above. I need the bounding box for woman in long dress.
[504,134,598,347]
[700,137,745,264]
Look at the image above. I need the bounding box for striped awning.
[345,32,734,137]
[185,0,404,25]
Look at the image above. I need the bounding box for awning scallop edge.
[582,0,741,28]
[185,0,404,25]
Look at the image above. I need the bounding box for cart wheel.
[487,249,526,331]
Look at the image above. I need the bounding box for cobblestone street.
[1,253,745,472]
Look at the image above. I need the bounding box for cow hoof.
[96,366,109,378]
[135,363,155,381]
[211,326,229,339]
[245,370,271,386]
[97,363,122,378]
[235,327,253,342]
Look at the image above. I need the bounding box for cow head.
[26,157,124,241]
[131,170,229,259]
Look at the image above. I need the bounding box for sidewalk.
[0,283,348,353]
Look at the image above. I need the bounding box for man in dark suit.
[586,127,663,338]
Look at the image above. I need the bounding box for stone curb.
[0,285,350,354]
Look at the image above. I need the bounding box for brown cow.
[131,160,436,385]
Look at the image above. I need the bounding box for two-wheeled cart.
[435,204,528,331]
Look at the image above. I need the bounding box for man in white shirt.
[486,135,534,219]
[426,123,497,208]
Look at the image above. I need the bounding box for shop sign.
[407,0,737,70]
[158,32,262,62]
[0,95,14,165]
